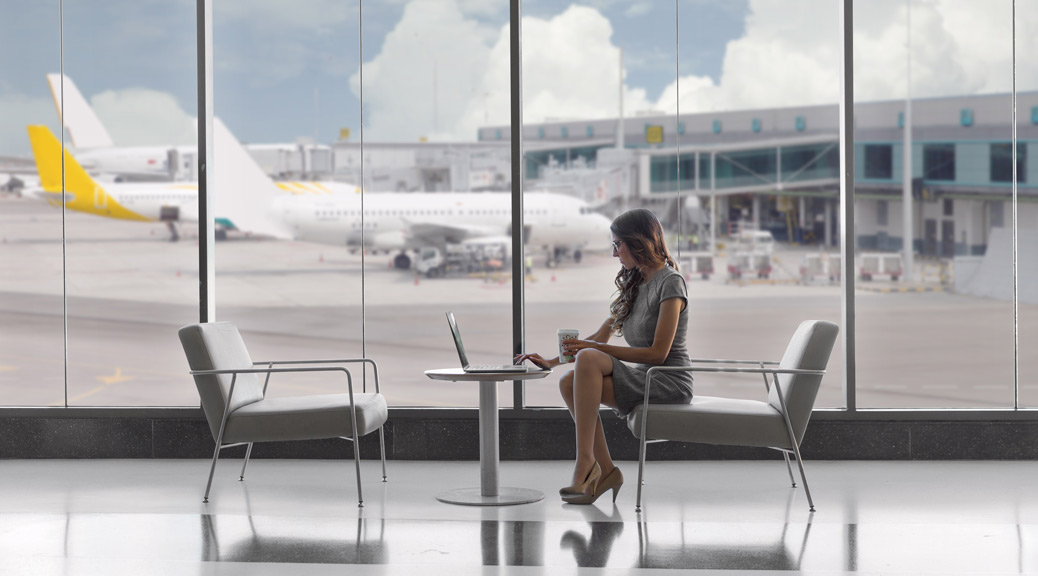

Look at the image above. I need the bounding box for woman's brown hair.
[609,208,678,335]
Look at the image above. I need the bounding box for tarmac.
[1,195,1036,410]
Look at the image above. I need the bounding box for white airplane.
[27,122,612,267]
[47,73,195,181]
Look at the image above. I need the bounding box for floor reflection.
[560,504,625,567]
[201,514,388,564]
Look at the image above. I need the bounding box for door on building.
[924,219,938,257]
[941,220,955,258]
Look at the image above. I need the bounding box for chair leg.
[352,436,364,508]
[379,426,387,482]
[790,443,815,512]
[203,444,222,503]
[239,443,254,481]
[635,434,648,513]
[782,451,797,487]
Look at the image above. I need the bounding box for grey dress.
[609,266,693,418]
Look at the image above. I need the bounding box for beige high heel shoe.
[596,466,624,503]
[560,462,602,504]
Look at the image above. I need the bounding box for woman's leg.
[570,349,617,483]
[560,372,616,479]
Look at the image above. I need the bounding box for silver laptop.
[447,311,531,373]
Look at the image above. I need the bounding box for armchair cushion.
[627,396,793,450]
[222,393,389,444]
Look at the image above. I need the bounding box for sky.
[1,0,1036,157]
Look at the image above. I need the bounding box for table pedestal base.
[436,487,544,506]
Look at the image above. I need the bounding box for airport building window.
[781,144,839,183]
[715,148,776,189]
[864,144,893,180]
[923,144,956,181]
[990,142,1026,183]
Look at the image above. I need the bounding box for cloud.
[348,0,497,141]
[91,89,196,147]
[356,0,1038,143]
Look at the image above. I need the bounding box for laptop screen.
[446,312,471,368]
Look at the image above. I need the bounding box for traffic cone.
[319,253,324,263]
[414,273,420,286]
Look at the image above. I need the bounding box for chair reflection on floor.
[560,505,625,568]
[200,514,387,564]
[635,491,812,570]
[199,482,388,564]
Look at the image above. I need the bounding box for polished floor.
[1,458,1036,574]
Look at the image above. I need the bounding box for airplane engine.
[159,205,180,222]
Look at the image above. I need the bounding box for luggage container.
[727,251,773,280]
[683,252,715,280]
[799,253,841,284]
[858,252,903,281]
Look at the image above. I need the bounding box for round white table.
[425,368,551,506]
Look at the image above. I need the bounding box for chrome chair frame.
[634,360,826,513]
[190,357,387,507]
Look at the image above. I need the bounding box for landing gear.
[393,252,412,270]
[573,249,583,264]
[166,221,180,242]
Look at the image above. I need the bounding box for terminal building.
[467,92,1038,257]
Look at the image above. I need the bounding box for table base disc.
[436,487,544,506]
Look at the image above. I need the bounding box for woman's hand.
[562,339,601,357]
[514,352,557,369]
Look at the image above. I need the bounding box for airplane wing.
[405,220,504,245]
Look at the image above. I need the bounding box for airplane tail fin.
[26,125,146,220]
[213,118,292,239]
[47,73,115,149]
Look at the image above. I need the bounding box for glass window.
[61,0,198,406]
[923,143,956,181]
[854,2,1014,409]
[865,144,893,179]
[877,200,888,227]
[990,142,1026,183]
[0,0,65,406]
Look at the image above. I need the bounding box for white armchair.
[179,322,388,506]
[626,320,839,512]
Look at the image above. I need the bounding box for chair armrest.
[190,366,359,398]
[638,364,825,413]
[252,358,381,393]
[649,366,824,376]
[688,358,780,365]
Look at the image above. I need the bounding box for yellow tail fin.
[26,125,148,221]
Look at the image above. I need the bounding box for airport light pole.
[902,0,915,282]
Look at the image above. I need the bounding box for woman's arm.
[586,317,615,344]
[564,298,683,365]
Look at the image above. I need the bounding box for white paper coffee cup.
[557,329,579,364]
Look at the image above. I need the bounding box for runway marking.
[63,367,134,404]
[97,367,131,385]
[0,365,15,372]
